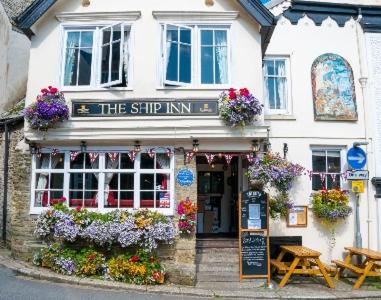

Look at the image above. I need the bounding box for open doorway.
[196,155,240,238]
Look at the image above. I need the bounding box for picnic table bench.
[332,247,381,289]
[271,245,335,288]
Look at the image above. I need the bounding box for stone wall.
[1,144,198,285]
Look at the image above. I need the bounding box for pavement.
[1,247,381,300]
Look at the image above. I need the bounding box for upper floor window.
[62,23,131,89]
[312,149,342,191]
[162,24,230,87]
[263,57,291,114]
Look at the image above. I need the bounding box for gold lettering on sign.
[77,105,90,114]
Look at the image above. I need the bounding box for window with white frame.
[162,24,230,87]
[263,57,291,114]
[62,24,131,88]
[312,149,342,191]
[31,150,174,214]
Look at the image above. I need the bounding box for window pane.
[113,25,122,41]
[70,173,83,189]
[157,192,170,208]
[140,192,154,208]
[120,192,134,208]
[105,191,118,208]
[166,42,178,82]
[84,191,97,207]
[81,31,93,48]
[111,41,121,82]
[35,173,49,189]
[312,175,323,191]
[156,174,170,190]
[215,46,228,84]
[156,153,170,169]
[327,174,341,190]
[36,154,50,169]
[215,30,227,46]
[141,174,154,190]
[201,46,213,84]
[120,153,134,169]
[120,173,134,190]
[50,191,64,204]
[69,191,83,207]
[179,44,191,83]
[109,174,118,190]
[267,78,276,109]
[67,32,80,48]
[141,153,154,169]
[274,78,287,110]
[312,152,326,172]
[265,60,275,75]
[50,173,64,189]
[85,173,98,190]
[71,153,84,169]
[327,152,341,173]
[78,48,92,85]
[275,60,286,76]
[35,191,48,207]
[166,26,178,42]
[180,28,191,44]
[103,28,111,45]
[101,45,110,84]
[106,154,119,168]
[201,30,213,45]
[52,154,64,169]
[64,48,78,86]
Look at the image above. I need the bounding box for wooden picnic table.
[271,245,335,288]
[332,247,381,289]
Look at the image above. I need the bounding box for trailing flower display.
[218,88,263,128]
[24,86,69,131]
[35,204,176,252]
[311,189,352,225]
[247,152,304,219]
[33,244,165,285]
[177,198,197,235]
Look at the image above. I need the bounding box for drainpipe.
[2,122,9,243]
[355,9,372,249]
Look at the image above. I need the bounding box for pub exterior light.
[283,143,289,159]
[251,140,260,153]
[192,139,199,153]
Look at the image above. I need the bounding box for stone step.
[197,263,239,272]
[196,256,239,264]
[196,247,239,254]
[196,238,238,249]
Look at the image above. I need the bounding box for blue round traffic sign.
[347,147,367,170]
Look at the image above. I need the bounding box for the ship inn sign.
[72,100,219,117]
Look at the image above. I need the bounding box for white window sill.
[265,114,296,120]
[156,86,229,91]
[61,87,134,92]
[30,207,175,216]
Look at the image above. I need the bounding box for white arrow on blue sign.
[347,147,367,170]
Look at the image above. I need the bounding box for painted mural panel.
[311,53,358,121]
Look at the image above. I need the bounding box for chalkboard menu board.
[240,232,269,276]
[241,191,268,230]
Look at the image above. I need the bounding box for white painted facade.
[23,0,379,265]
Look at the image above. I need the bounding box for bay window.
[162,24,230,87]
[30,150,174,214]
[62,23,131,89]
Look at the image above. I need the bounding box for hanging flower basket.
[218,88,263,128]
[24,86,69,131]
[177,198,197,236]
[311,189,352,225]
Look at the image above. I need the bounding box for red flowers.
[228,88,237,100]
[41,86,58,95]
[130,256,140,263]
[239,88,250,97]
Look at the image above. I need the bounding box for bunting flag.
[225,154,234,165]
[88,152,99,163]
[36,148,42,159]
[330,173,337,186]
[246,154,255,164]
[319,173,326,186]
[166,148,173,157]
[108,152,119,162]
[70,151,80,161]
[205,154,216,165]
[128,150,137,162]
[51,148,59,156]
[185,152,194,164]
[147,148,156,158]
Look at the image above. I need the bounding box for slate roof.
[0,0,34,26]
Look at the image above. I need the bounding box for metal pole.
[2,122,9,243]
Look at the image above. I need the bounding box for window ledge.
[152,11,239,21]
[265,114,296,120]
[56,11,141,22]
[156,86,228,91]
[61,87,134,93]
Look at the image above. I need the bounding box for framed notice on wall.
[287,206,308,227]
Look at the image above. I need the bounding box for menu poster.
[240,232,269,277]
[241,190,268,230]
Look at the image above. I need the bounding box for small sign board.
[240,232,269,277]
[352,181,364,193]
[176,168,194,187]
[241,191,268,230]
[287,206,308,227]
[347,147,367,170]
[347,170,369,181]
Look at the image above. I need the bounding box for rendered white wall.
[0,3,10,114]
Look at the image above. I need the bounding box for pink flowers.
[41,86,59,95]
[177,198,197,235]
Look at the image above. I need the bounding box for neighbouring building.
[2,0,381,286]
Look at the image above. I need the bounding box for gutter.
[0,116,24,244]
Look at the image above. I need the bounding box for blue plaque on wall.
[176,168,194,187]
